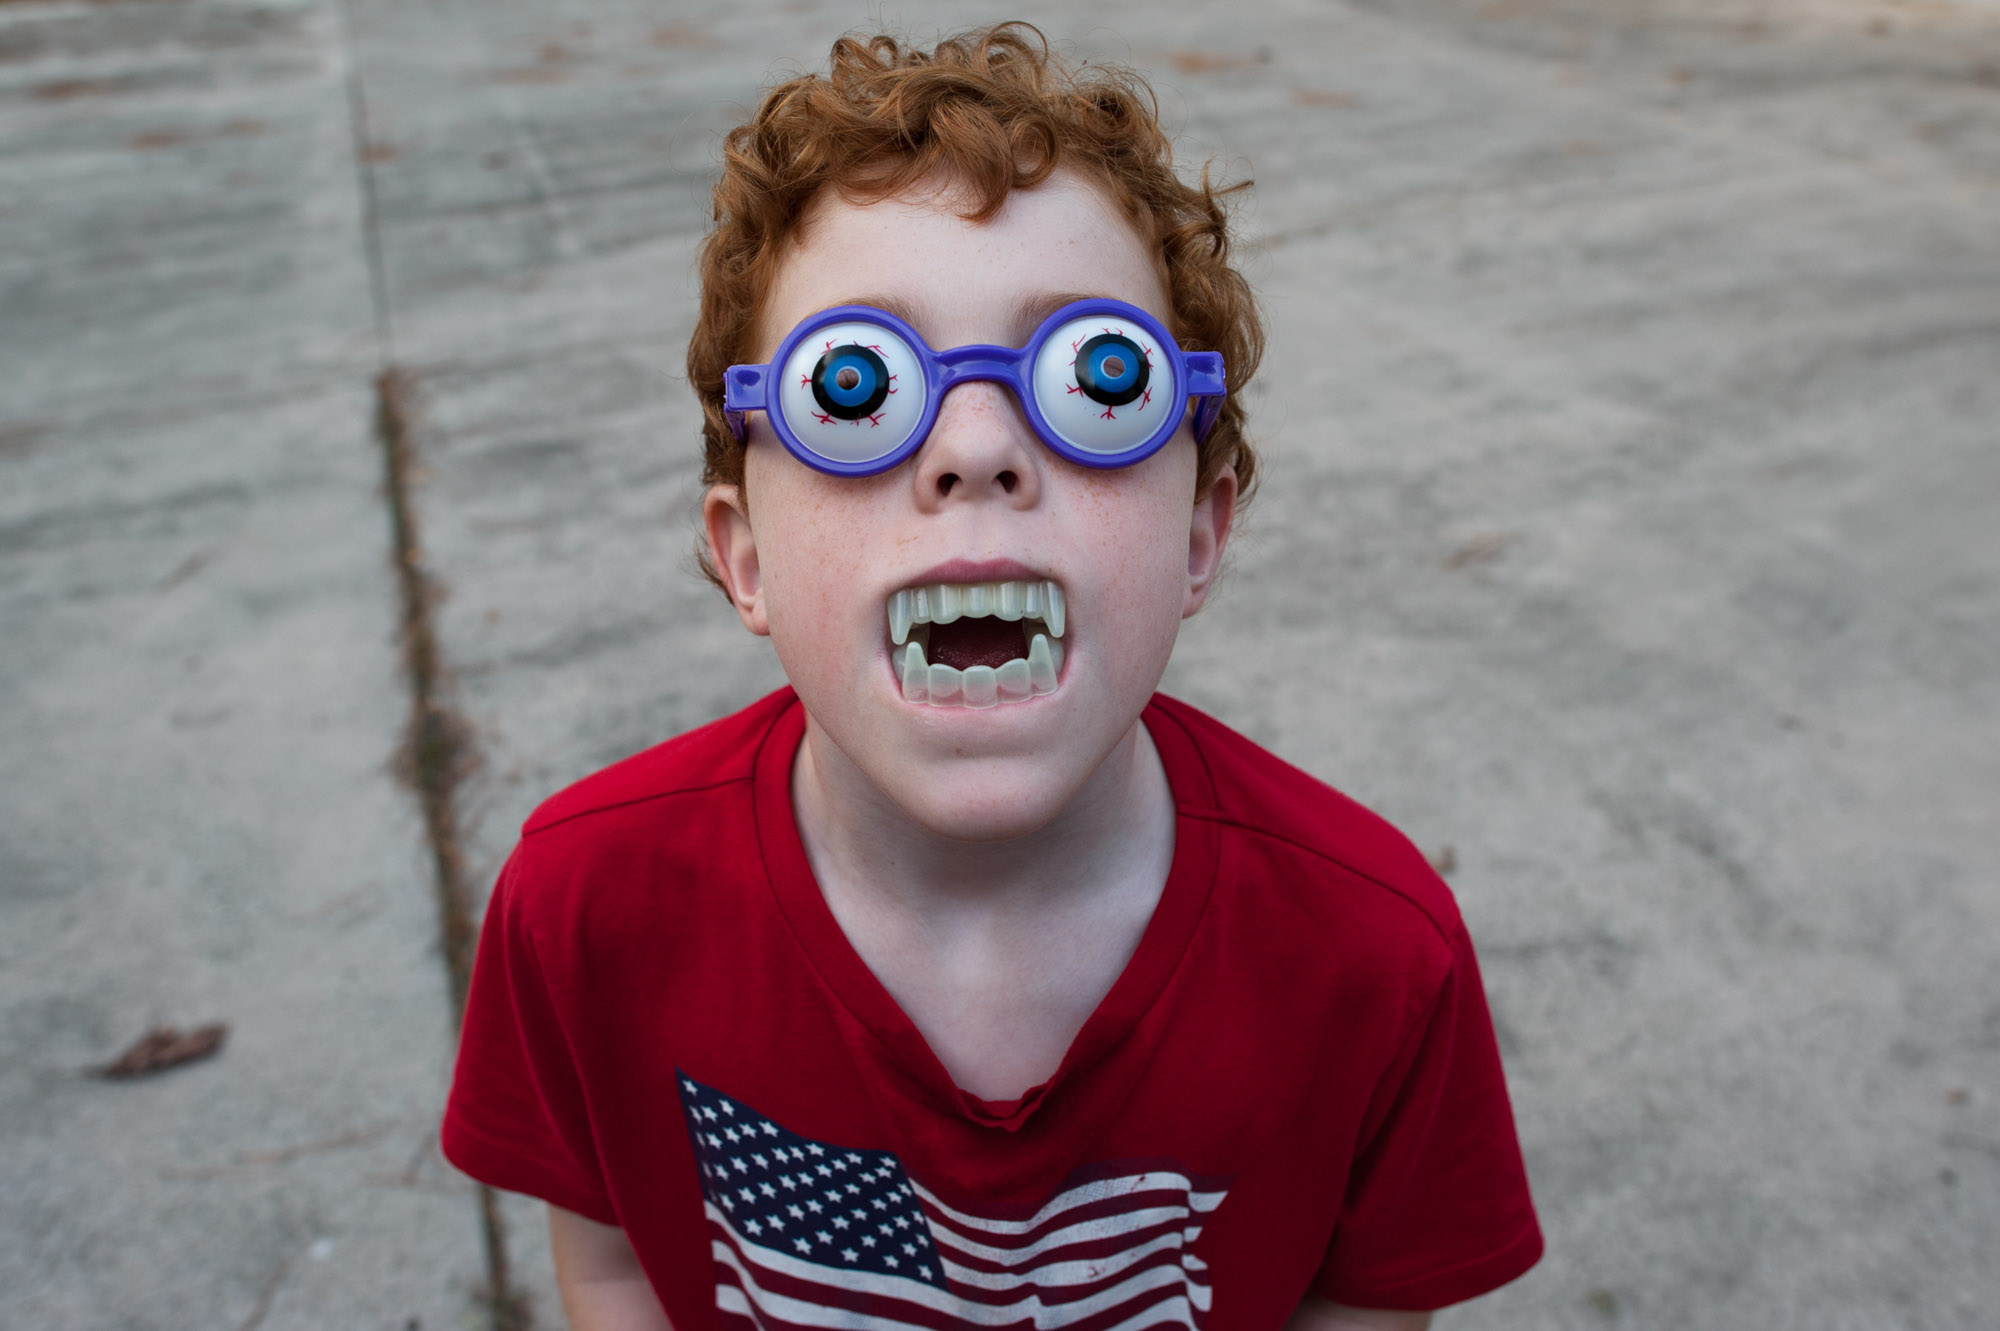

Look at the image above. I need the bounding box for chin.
[877,757,1085,843]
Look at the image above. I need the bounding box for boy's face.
[705,168,1233,841]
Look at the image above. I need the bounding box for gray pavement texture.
[3,0,1996,1327]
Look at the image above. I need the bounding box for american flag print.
[678,1072,1232,1330]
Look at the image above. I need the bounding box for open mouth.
[887,579,1066,708]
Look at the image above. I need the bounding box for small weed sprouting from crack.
[477,1283,538,1331]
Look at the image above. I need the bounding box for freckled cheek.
[768,552,860,642]
[1116,531,1201,684]
[1082,551,1191,686]
[1082,487,1195,596]
[759,508,881,668]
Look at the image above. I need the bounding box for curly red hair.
[687,22,1263,529]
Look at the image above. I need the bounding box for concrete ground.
[2,0,1995,1327]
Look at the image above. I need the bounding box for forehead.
[757,168,1170,357]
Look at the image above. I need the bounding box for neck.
[791,713,1176,932]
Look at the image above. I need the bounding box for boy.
[443,24,1541,1331]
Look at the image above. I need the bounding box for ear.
[702,484,770,637]
[1183,464,1237,619]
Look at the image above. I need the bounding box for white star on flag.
[677,1072,1230,1329]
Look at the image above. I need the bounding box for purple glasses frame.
[723,297,1227,477]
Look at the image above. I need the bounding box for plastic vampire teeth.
[888,579,1066,708]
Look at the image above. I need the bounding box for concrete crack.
[338,1,529,1324]
[375,370,530,1331]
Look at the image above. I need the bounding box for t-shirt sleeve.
[1311,921,1543,1310]
[440,846,619,1225]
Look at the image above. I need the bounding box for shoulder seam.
[1178,807,1461,947]
[1151,698,1223,807]
[524,772,754,838]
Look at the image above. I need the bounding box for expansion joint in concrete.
[342,5,528,1315]
[373,369,531,1331]
[376,367,532,1327]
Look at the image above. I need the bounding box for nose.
[911,380,1041,511]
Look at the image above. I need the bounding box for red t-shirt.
[443,689,1541,1329]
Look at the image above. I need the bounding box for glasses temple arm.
[1184,352,1227,442]
[723,364,770,441]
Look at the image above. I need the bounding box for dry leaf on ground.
[98,1023,229,1078]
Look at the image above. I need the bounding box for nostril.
[997,470,1018,494]
[937,473,959,497]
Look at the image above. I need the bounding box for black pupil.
[1073,332,1149,407]
[809,343,892,420]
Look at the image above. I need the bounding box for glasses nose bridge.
[931,342,1032,413]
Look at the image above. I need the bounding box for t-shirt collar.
[749,692,1219,1132]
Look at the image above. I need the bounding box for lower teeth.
[901,633,1062,707]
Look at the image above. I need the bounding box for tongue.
[928,618,1028,671]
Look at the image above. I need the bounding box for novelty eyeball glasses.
[723,298,1228,477]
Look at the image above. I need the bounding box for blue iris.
[823,354,877,405]
[1089,344,1136,390]
[810,343,892,420]
[1073,332,1149,407]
